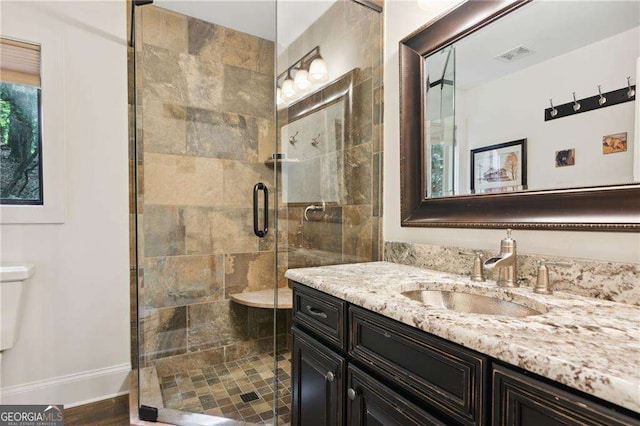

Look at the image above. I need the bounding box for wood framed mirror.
[399,0,640,231]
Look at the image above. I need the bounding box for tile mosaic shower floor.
[158,351,291,425]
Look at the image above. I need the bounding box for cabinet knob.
[347,388,357,400]
[325,371,335,382]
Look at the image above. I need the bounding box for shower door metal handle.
[253,183,268,237]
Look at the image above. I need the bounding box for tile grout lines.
[158,351,291,425]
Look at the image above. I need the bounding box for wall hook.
[289,130,299,145]
[597,85,606,106]
[572,92,581,112]
[311,134,321,147]
[627,76,636,98]
[549,98,558,117]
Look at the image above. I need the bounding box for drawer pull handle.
[325,371,335,382]
[347,388,358,401]
[306,305,327,319]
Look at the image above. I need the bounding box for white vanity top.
[285,261,640,413]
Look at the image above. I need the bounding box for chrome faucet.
[483,229,518,287]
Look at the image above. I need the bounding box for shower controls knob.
[347,388,357,400]
[325,371,335,382]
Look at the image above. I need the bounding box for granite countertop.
[285,261,640,413]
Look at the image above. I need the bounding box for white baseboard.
[0,363,131,407]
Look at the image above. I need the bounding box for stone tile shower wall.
[281,1,383,269]
[135,6,289,371]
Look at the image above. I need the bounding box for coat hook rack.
[311,134,321,147]
[545,79,636,121]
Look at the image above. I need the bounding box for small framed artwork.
[471,139,527,194]
[555,149,575,167]
[602,132,627,154]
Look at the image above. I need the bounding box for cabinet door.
[347,365,446,426]
[493,364,640,426]
[349,306,488,426]
[292,327,345,426]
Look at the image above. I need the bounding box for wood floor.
[64,394,129,425]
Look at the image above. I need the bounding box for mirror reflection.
[281,100,345,204]
[424,1,639,197]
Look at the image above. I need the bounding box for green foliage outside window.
[0,81,42,204]
[431,144,444,198]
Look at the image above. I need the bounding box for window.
[0,37,43,205]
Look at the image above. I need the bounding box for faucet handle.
[459,250,486,282]
[472,251,486,282]
[534,260,570,295]
[534,260,551,294]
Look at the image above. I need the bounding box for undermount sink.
[401,290,543,317]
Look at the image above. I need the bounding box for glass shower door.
[276,0,384,270]
[131,2,287,424]
[274,0,383,421]
[130,1,383,423]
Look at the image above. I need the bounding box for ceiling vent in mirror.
[494,45,534,63]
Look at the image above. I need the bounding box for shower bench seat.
[230,287,293,309]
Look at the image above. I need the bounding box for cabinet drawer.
[293,282,347,351]
[347,364,446,426]
[492,364,640,426]
[349,306,488,426]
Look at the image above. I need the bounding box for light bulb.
[308,57,328,83]
[294,69,311,92]
[281,78,296,100]
[276,87,283,106]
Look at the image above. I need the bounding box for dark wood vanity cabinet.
[492,364,639,426]
[291,327,445,426]
[291,282,640,426]
[291,283,458,425]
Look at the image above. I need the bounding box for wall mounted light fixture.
[277,46,328,107]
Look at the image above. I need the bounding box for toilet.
[0,262,35,392]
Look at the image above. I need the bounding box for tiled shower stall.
[128,1,383,424]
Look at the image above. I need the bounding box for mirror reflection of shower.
[425,46,456,198]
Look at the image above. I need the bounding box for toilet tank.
[0,263,35,351]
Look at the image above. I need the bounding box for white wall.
[384,1,640,264]
[0,1,130,406]
[459,27,638,193]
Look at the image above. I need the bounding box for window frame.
[0,6,66,224]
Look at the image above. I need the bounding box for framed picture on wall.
[471,139,527,194]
